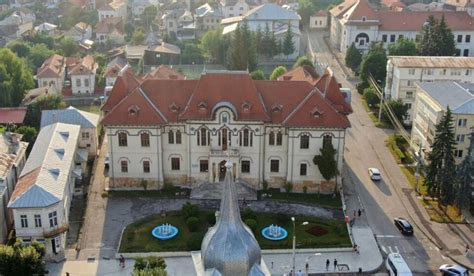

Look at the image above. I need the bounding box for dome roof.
[201,161,264,276]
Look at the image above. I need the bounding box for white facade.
[71,74,96,94]
[309,14,327,29]
[37,76,64,92]
[384,56,474,124]
[98,0,127,22]
[221,0,249,18]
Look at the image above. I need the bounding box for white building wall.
[309,16,327,29]
[71,74,96,94]
[222,0,249,18]
[37,76,64,91]
[98,10,119,22]
[79,128,98,157]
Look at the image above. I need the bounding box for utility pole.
[377,79,384,122]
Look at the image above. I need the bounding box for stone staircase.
[190,180,257,200]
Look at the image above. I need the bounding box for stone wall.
[108,177,160,190]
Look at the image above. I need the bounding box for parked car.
[439,264,469,276]
[394,218,414,235]
[104,154,110,169]
[368,168,381,181]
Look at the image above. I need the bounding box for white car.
[439,264,469,276]
[368,168,381,181]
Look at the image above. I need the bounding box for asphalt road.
[306,30,447,274]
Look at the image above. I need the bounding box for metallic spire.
[201,161,264,276]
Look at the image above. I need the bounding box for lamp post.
[415,143,423,194]
[291,217,308,276]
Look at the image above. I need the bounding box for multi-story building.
[36,54,66,92]
[411,81,474,164]
[0,132,27,243]
[440,0,474,16]
[101,70,351,193]
[329,0,474,55]
[65,22,92,43]
[195,3,223,34]
[8,123,84,259]
[95,17,125,44]
[68,55,98,95]
[41,107,100,158]
[97,0,127,22]
[309,10,328,29]
[220,0,250,18]
[104,57,128,87]
[384,56,474,124]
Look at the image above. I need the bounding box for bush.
[241,208,257,221]
[261,180,268,191]
[363,87,379,107]
[244,219,257,233]
[182,202,200,219]
[284,182,293,193]
[206,212,216,226]
[270,66,287,80]
[186,216,200,232]
[134,256,166,271]
[187,233,204,250]
[162,182,175,192]
[303,185,308,194]
[251,70,265,80]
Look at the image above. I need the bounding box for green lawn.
[119,210,350,253]
[361,99,394,129]
[259,189,342,209]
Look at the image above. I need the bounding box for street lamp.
[291,217,309,276]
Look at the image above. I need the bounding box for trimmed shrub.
[186,216,200,232]
[363,87,379,107]
[187,233,204,250]
[245,219,257,233]
[284,182,293,193]
[206,212,216,226]
[302,185,308,194]
[182,202,200,219]
[241,208,257,221]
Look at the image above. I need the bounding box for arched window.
[120,160,128,172]
[140,132,150,147]
[118,132,127,147]
[168,130,174,144]
[176,130,182,144]
[197,128,210,146]
[323,134,333,148]
[269,131,275,146]
[240,128,253,147]
[276,132,283,146]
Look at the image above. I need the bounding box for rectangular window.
[454,149,463,158]
[300,163,307,176]
[241,160,250,173]
[176,131,182,144]
[405,103,412,109]
[415,34,421,42]
[440,69,446,75]
[168,131,174,144]
[171,157,180,170]
[406,91,413,98]
[407,80,412,86]
[382,34,387,42]
[76,78,81,87]
[300,135,309,149]
[398,34,403,40]
[269,132,275,146]
[457,34,463,42]
[20,215,28,228]
[276,132,282,146]
[458,118,467,127]
[270,160,279,173]
[34,215,42,228]
[426,69,433,75]
[82,132,89,140]
[48,211,58,228]
[118,133,127,147]
[464,49,469,57]
[141,133,150,147]
[143,161,150,173]
[390,34,396,42]
[200,160,208,172]
[84,78,89,87]
[466,35,471,43]
[456,134,465,142]
[408,68,415,75]
[121,160,128,173]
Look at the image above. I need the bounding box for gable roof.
[378,11,474,31]
[41,106,99,129]
[278,66,320,85]
[314,74,353,114]
[0,107,27,124]
[102,65,142,112]
[102,70,351,129]
[145,65,186,80]
[244,3,301,21]
[8,123,80,209]
[69,55,97,75]
[37,54,65,78]
[343,0,378,21]
[330,0,358,18]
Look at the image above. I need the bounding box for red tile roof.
[278,66,320,85]
[0,107,27,124]
[145,65,186,80]
[102,66,141,112]
[95,17,124,34]
[10,167,41,203]
[346,0,378,21]
[69,55,97,75]
[102,71,351,129]
[378,11,474,31]
[314,74,353,114]
[37,54,65,78]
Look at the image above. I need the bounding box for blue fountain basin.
[261,226,288,241]
[151,225,179,240]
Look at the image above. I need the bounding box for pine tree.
[436,15,456,56]
[313,142,339,182]
[255,26,262,56]
[270,31,279,57]
[345,43,362,73]
[227,24,243,70]
[418,15,456,56]
[282,24,295,59]
[424,107,457,206]
[418,15,438,56]
[226,22,257,71]
[455,129,473,211]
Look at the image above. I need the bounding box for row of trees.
[425,108,472,209]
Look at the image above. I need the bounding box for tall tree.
[131,29,145,45]
[0,239,45,276]
[359,42,387,90]
[382,99,409,123]
[59,37,77,56]
[424,107,457,206]
[140,5,158,29]
[388,38,418,56]
[28,43,55,70]
[455,129,473,211]
[313,141,339,182]
[0,48,35,107]
[226,22,257,71]
[282,24,295,59]
[345,43,362,73]
[418,15,456,56]
[6,41,31,58]
[293,56,314,69]
[200,29,227,64]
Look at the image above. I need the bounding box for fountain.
[261,224,288,241]
[151,223,179,240]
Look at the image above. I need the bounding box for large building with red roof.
[330,0,474,56]
[101,69,351,193]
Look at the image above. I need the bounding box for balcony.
[209,148,240,158]
[43,223,69,239]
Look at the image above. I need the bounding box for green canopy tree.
[28,43,55,70]
[226,22,257,71]
[388,38,418,56]
[435,15,456,56]
[269,66,287,80]
[313,141,339,183]
[282,25,295,59]
[455,129,473,211]
[293,56,314,69]
[382,99,409,123]
[59,37,77,56]
[0,48,35,107]
[131,29,145,45]
[359,42,387,90]
[140,5,158,28]
[345,43,362,73]
[6,41,31,58]
[418,15,456,56]
[24,94,67,129]
[181,42,204,64]
[200,29,227,64]
[0,239,45,276]
[250,70,265,80]
[424,107,457,206]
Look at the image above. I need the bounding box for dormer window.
[241,101,251,111]
[311,106,323,118]
[271,104,283,112]
[169,102,179,112]
[198,101,208,109]
[128,105,140,116]
[362,16,367,21]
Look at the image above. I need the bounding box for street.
[306,30,449,274]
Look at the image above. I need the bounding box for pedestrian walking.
[333,259,338,271]
[465,244,470,256]
[326,259,330,271]
[353,210,356,218]
[296,270,304,276]
[358,209,362,217]
[305,262,309,275]
[119,254,125,268]
[271,261,274,269]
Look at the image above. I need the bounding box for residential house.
[0,132,27,243]
[68,55,98,95]
[104,56,128,87]
[221,3,301,59]
[195,3,223,35]
[309,10,328,29]
[411,81,474,165]
[9,0,35,8]
[440,0,474,16]
[41,107,100,158]
[65,22,92,43]
[329,0,474,55]
[0,9,34,43]
[384,56,474,124]
[95,17,125,44]
[131,0,158,18]
[101,70,351,193]
[36,54,66,92]
[220,0,250,18]
[144,65,186,80]
[161,8,194,37]
[98,0,127,22]
[0,107,27,125]
[21,86,59,106]
[8,123,84,259]
[34,22,58,35]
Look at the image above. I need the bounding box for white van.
[386,253,412,276]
